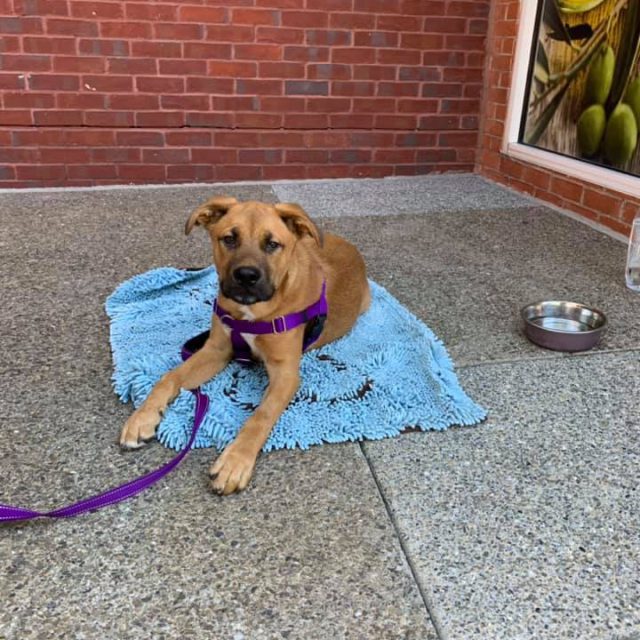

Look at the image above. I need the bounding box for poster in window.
[520,0,640,177]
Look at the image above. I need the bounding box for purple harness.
[1,283,328,523]
[214,281,328,363]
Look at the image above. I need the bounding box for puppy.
[120,197,370,495]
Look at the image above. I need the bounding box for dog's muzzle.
[221,266,274,305]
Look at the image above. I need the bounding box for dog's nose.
[233,266,261,286]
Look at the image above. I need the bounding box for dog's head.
[185,196,322,305]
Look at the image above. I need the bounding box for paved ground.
[1,175,638,640]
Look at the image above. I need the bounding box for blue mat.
[106,267,486,452]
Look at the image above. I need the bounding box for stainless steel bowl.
[521,301,607,352]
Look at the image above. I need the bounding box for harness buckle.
[271,316,287,334]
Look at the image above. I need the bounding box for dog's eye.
[221,235,237,249]
[265,240,281,253]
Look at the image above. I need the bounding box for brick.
[0,54,50,71]
[285,80,328,95]
[217,165,262,181]
[132,41,182,58]
[401,33,444,49]
[215,131,262,147]
[161,94,209,110]
[331,81,375,96]
[401,0,446,14]
[445,34,486,50]
[165,131,214,146]
[261,131,305,146]
[237,79,282,95]
[354,31,398,47]
[4,92,54,108]
[256,26,304,44]
[377,82,419,97]
[29,74,79,90]
[583,188,620,214]
[167,165,215,182]
[208,61,256,77]
[418,115,460,130]
[282,11,328,28]
[184,42,232,59]
[212,95,257,110]
[107,57,155,73]
[135,112,185,127]
[116,131,164,147]
[185,112,234,127]
[0,36,20,52]
[424,17,467,33]
[0,147,40,162]
[159,59,208,76]
[447,1,490,16]
[416,148,458,162]
[399,66,441,81]
[154,23,204,40]
[307,97,351,112]
[205,25,254,42]
[192,148,238,164]
[378,49,421,65]
[232,8,280,25]
[375,115,418,129]
[330,114,375,129]
[79,39,129,56]
[255,0,302,6]
[397,98,438,112]
[71,1,124,18]
[102,21,153,38]
[83,75,132,92]
[312,0,352,8]
[549,176,583,203]
[23,36,75,54]
[84,111,134,127]
[57,93,106,109]
[46,18,98,36]
[353,98,396,113]
[143,148,190,164]
[260,96,303,111]
[117,165,167,182]
[286,149,329,163]
[0,17,43,33]
[330,150,371,164]
[441,98,481,114]
[179,6,227,22]
[0,73,26,89]
[332,47,376,64]
[438,131,478,147]
[186,77,234,93]
[16,164,66,180]
[284,113,329,128]
[239,149,283,164]
[234,44,282,60]
[376,15,422,30]
[125,3,178,20]
[307,29,351,46]
[136,76,184,93]
[422,83,463,98]
[354,0,400,11]
[259,61,305,77]
[284,46,329,62]
[353,65,395,80]
[263,165,306,180]
[304,131,349,147]
[54,56,106,73]
[374,149,416,163]
[0,110,33,125]
[108,94,159,110]
[14,0,68,15]
[67,164,118,179]
[307,63,351,80]
[330,12,375,29]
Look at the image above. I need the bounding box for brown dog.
[120,197,370,495]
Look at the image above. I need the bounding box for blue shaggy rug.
[106,267,486,452]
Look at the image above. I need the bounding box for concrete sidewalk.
[1,175,638,639]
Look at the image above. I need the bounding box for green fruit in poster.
[624,77,640,126]
[558,0,606,12]
[577,104,606,157]
[584,45,615,106]
[603,103,638,165]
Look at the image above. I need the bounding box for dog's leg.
[120,329,231,449]
[209,355,301,495]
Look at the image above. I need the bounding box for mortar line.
[358,442,449,640]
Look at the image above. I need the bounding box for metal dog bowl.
[521,301,607,352]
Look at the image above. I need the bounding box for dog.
[119,197,370,495]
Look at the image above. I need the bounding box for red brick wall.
[0,0,488,187]
[476,0,639,236]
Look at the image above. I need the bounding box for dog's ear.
[274,203,323,247]
[185,196,238,235]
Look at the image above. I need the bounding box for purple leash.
[0,343,209,523]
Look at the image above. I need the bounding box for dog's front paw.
[119,409,160,449]
[208,442,256,495]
